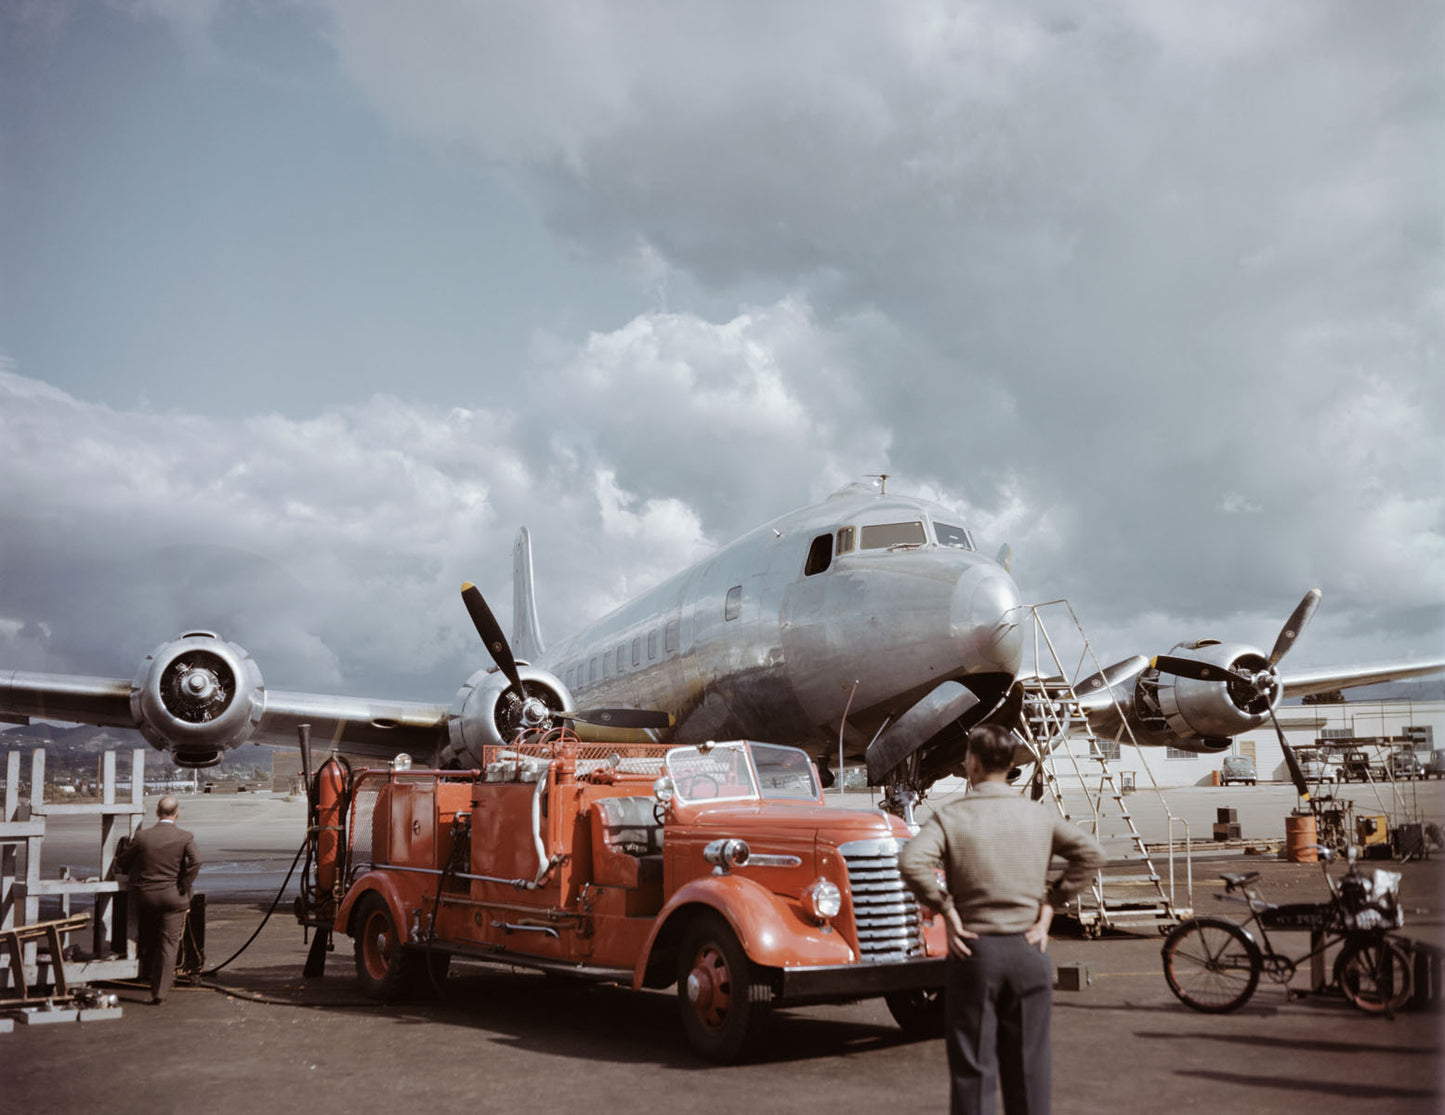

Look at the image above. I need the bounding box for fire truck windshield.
[751,742,822,801]
[663,741,823,804]
[664,742,758,804]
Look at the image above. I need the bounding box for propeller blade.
[1150,655,1255,688]
[461,582,524,694]
[558,707,674,730]
[1268,588,1322,668]
[1271,710,1312,800]
[1075,655,1149,697]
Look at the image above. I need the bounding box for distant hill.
[1,721,146,749]
[0,722,278,780]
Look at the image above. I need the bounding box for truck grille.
[840,837,925,962]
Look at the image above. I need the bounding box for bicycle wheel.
[1335,936,1412,1014]
[1162,916,1262,1013]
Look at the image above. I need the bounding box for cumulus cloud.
[520,299,893,528]
[1,1,1439,707]
[0,299,910,697]
[0,366,511,694]
[316,2,1443,662]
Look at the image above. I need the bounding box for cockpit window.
[836,526,855,553]
[859,521,926,549]
[804,533,832,575]
[934,522,975,550]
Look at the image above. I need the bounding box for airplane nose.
[952,561,1025,676]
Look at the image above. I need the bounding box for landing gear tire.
[353,892,425,1002]
[1335,936,1412,1014]
[885,987,946,1038]
[1161,916,1262,1013]
[677,912,770,1062]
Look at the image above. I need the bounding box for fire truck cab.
[314,733,946,1061]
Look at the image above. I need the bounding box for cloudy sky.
[1,0,1440,707]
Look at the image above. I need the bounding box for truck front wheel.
[353,893,422,1002]
[676,912,770,1062]
[885,987,946,1038]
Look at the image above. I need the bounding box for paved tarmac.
[5,783,1443,1115]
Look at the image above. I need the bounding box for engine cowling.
[129,632,266,767]
[442,663,572,767]
[1124,640,1276,751]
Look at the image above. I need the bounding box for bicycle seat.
[1219,871,1260,889]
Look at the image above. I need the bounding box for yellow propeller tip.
[461,581,475,592]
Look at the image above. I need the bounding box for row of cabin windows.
[565,610,714,692]
[805,519,975,576]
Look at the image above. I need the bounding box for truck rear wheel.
[676,912,770,1062]
[353,893,423,1002]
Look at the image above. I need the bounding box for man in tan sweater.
[899,725,1107,1115]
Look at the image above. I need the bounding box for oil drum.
[1285,812,1318,863]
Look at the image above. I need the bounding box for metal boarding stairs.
[1017,602,1193,936]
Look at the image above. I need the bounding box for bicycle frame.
[1214,877,1349,988]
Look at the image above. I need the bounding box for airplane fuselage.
[539,485,1024,757]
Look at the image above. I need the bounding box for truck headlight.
[803,878,842,923]
[703,838,750,872]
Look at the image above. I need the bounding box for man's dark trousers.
[135,888,190,1002]
[945,934,1052,1115]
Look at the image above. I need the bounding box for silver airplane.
[2,480,1441,817]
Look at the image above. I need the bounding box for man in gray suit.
[900,725,1107,1115]
[118,795,202,1004]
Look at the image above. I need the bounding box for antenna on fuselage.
[864,473,889,494]
[837,680,860,800]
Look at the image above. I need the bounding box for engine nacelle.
[442,663,572,767]
[1124,639,1276,751]
[130,632,266,768]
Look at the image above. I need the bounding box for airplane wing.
[1280,660,1445,701]
[1,668,450,764]
[240,690,449,758]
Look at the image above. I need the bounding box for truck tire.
[676,912,770,1062]
[353,892,424,1002]
[885,987,945,1038]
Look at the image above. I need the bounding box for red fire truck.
[301,731,946,1061]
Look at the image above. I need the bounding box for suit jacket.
[118,820,202,897]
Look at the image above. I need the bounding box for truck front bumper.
[776,955,946,1005]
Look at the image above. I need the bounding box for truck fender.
[632,873,855,990]
[336,873,410,939]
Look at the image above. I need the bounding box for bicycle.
[1161,846,1411,1015]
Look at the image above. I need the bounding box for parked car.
[1220,756,1257,786]
[1426,751,1445,780]
[1387,749,1422,781]
[1298,755,1334,784]
[1339,749,1383,783]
